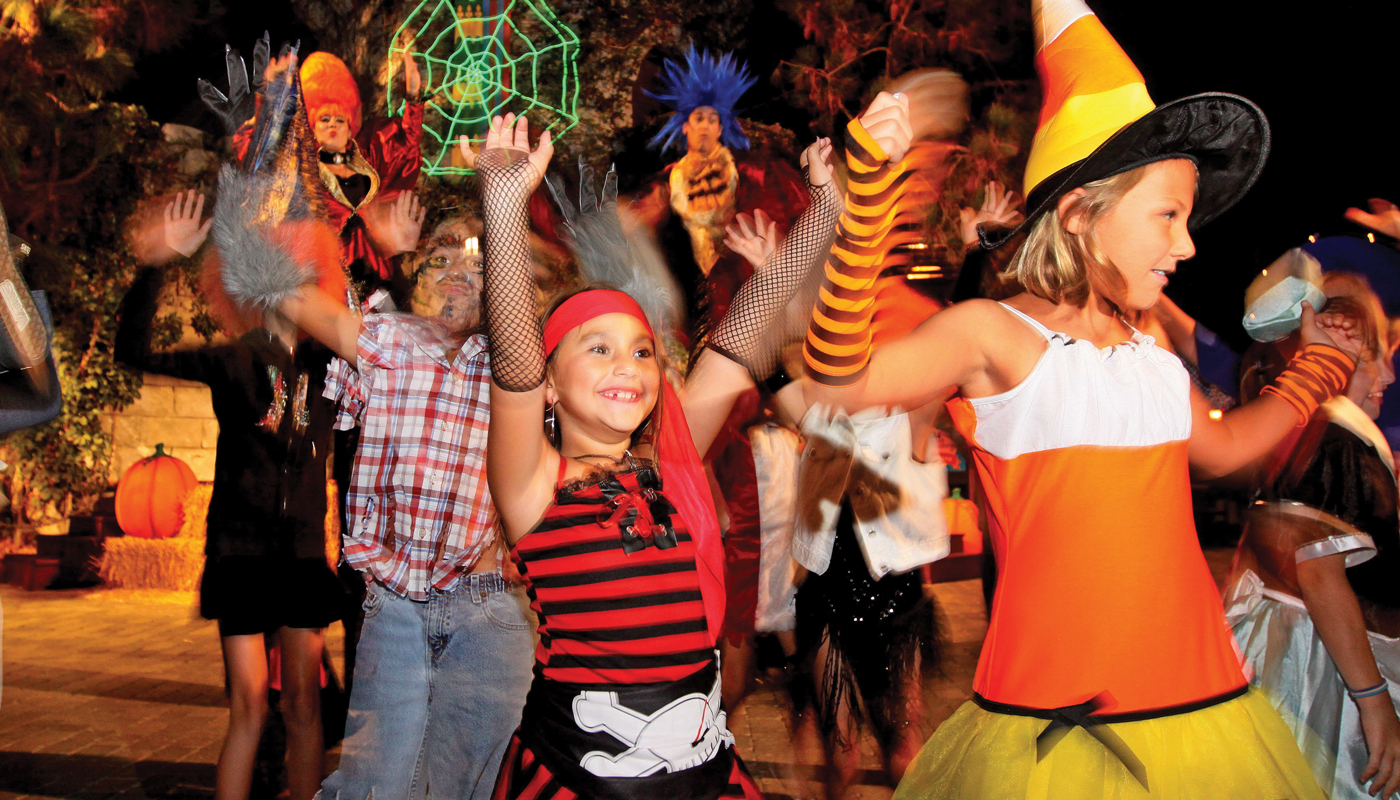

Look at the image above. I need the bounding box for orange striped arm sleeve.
[803,118,930,385]
[1260,343,1355,425]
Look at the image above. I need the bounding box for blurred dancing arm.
[685,139,841,457]
[278,288,361,363]
[951,181,1022,303]
[800,92,991,412]
[164,191,213,259]
[1189,304,1357,478]
[1346,198,1400,244]
[114,268,222,384]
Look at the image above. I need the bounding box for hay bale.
[178,484,213,540]
[99,536,205,590]
[97,480,339,589]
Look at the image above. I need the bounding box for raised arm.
[279,287,361,363]
[798,93,997,412]
[1189,304,1356,478]
[115,267,219,384]
[461,114,558,539]
[684,139,841,456]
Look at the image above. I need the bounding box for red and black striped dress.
[492,460,762,800]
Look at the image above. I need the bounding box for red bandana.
[543,289,726,645]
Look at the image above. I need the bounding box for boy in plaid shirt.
[282,206,532,800]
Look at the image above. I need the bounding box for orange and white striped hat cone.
[983,0,1269,248]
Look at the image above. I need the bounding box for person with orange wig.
[195,41,424,302]
[299,50,424,300]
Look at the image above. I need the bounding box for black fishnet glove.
[707,179,841,380]
[478,148,547,391]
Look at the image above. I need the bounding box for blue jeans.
[320,573,534,800]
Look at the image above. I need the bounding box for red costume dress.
[230,99,422,294]
[493,459,762,800]
[297,51,424,293]
[319,102,423,287]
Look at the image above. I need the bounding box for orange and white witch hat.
[985,0,1269,247]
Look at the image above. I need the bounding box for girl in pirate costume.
[463,111,840,800]
[797,0,1356,795]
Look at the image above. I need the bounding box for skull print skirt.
[490,659,763,800]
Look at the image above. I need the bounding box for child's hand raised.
[1301,301,1363,362]
[164,190,212,258]
[858,91,913,163]
[458,113,554,191]
[724,210,779,269]
[958,181,1024,250]
[1345,198,1400,242]
[800,138,834,187]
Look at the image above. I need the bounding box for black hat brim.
[982,92,1269,249]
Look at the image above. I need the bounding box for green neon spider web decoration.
[387,0,579,176]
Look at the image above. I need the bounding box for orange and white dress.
[893,305,1323,799]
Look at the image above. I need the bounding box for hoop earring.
[545,404,558,446]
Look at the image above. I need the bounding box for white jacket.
[792,404,950,581]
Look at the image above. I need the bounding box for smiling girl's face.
[546,313,661,450]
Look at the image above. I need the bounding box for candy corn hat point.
[983,0,1269,248]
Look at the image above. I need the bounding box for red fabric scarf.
[543,290,726,645]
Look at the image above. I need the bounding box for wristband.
[1347,680,1389,700]
[1259,343,1354,425]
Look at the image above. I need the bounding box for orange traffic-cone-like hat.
[986,0,1269,247]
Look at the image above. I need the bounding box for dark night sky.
[117,1,1400,346]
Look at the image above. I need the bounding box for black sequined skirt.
[795,501,940,747]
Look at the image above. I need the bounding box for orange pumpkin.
[943,488,981,554]
[115,443,199,539]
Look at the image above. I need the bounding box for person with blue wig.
[631,44,815,721]
[636,45,810,341]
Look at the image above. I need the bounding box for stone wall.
[107,374,219,482]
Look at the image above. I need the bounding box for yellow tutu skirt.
[892,689,1324,800]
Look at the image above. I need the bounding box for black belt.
[517,660,733,800]
[972,684,1249,791]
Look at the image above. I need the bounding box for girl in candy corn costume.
[798,0,1357,796]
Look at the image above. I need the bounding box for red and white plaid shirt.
[324,314,496,600]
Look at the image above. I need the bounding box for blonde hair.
[1001,168,1149,307]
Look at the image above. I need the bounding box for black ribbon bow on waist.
[975,692,1149,790]
[594,468,679,554]
[1034,695,1148,790]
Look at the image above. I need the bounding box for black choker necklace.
[319,146,352,166]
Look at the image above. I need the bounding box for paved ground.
[0,549,1233,800]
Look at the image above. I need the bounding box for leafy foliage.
[775,0,1037,276]
[1,0,200,520]
[775,0,1030,134]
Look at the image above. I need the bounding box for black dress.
[795,501,939,749]
[116,269,345,635]
[1258,410,1400,611]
